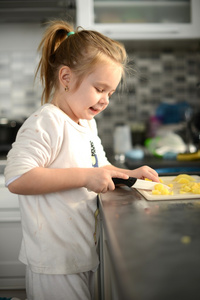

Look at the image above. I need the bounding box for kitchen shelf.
[77,0,200,39]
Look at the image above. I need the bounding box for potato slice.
[173,174,195,182]
[151,174,200,196]
[152,190,161,195]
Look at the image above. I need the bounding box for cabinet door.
[0,221,25,289]
[94,0,190,25]
[76,0,200,39]
[0,177,25,289]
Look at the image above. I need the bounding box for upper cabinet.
[0,0,76,24]
[76,0,200,40]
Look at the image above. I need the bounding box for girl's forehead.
[91,62,122,78]
[87,64,122,90]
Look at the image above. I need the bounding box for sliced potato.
[154,183,164,191]
[173,174,195,182]
[152,174,200,196]
[152,190,161,195]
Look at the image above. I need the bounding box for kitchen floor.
[0,289,27,299]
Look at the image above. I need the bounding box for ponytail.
[35,20,74,104]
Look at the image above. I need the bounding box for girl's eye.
[96,87,103,93]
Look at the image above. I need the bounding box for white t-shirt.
[4,103,110,275]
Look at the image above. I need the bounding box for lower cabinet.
[0,220,25,289]
[0,176,25,290]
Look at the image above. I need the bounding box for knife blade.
[112,177,169,190]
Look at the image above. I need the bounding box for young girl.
[5,20,159,300]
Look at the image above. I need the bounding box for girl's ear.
[59,66,71,89]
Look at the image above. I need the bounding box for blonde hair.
[35,20,128,104]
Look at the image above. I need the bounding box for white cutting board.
[136,175,200,201]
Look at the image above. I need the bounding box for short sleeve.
[4,106,64,184]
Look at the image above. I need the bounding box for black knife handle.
[112,177,137,187]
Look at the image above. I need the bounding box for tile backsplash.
[96,40,200,151]
[0,51,41,118]
[0,24,200,152]
[0,23,43,118]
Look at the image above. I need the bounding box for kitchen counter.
[98,186,200,300]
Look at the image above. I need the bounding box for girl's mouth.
[89,107,100,114]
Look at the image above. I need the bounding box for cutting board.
[136,175,200,201]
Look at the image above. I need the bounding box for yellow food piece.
[162,188,170,195]
[145,177,163,183]
[180,185,191,193]
[181,236,191,244]
[173,174,195,182]
[177,150,200,161]
[152,174,200,196]
[191,184,200,194]
[152,187,173,195]
[151,174,200,196]
[191,183,200,189]
[192,189,200,194]
[177,178,190,184]
[180,190,187,194]
[152,190,161,195]
[154,183,164,190]
[153,183,172,195]
[179,182,200,194]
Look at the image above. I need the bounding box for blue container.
[155,167,200,174]
[156,102,190,124]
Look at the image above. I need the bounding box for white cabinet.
[0,175,25,289]
[76,0,200,40]
[0,222,25,289]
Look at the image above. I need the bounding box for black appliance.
[0,117,23,155]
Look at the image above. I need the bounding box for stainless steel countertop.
[99,187,200,300]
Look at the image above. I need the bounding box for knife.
[112,177,169,190]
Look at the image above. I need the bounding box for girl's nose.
[100,94,109,105]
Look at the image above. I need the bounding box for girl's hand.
[84,167,129,194]
[129,165,160,183]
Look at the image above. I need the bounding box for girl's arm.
[7,166,129,195]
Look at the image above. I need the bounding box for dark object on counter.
[189,110,200,147]
[0,117,23,154]
[112,177,136,187]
